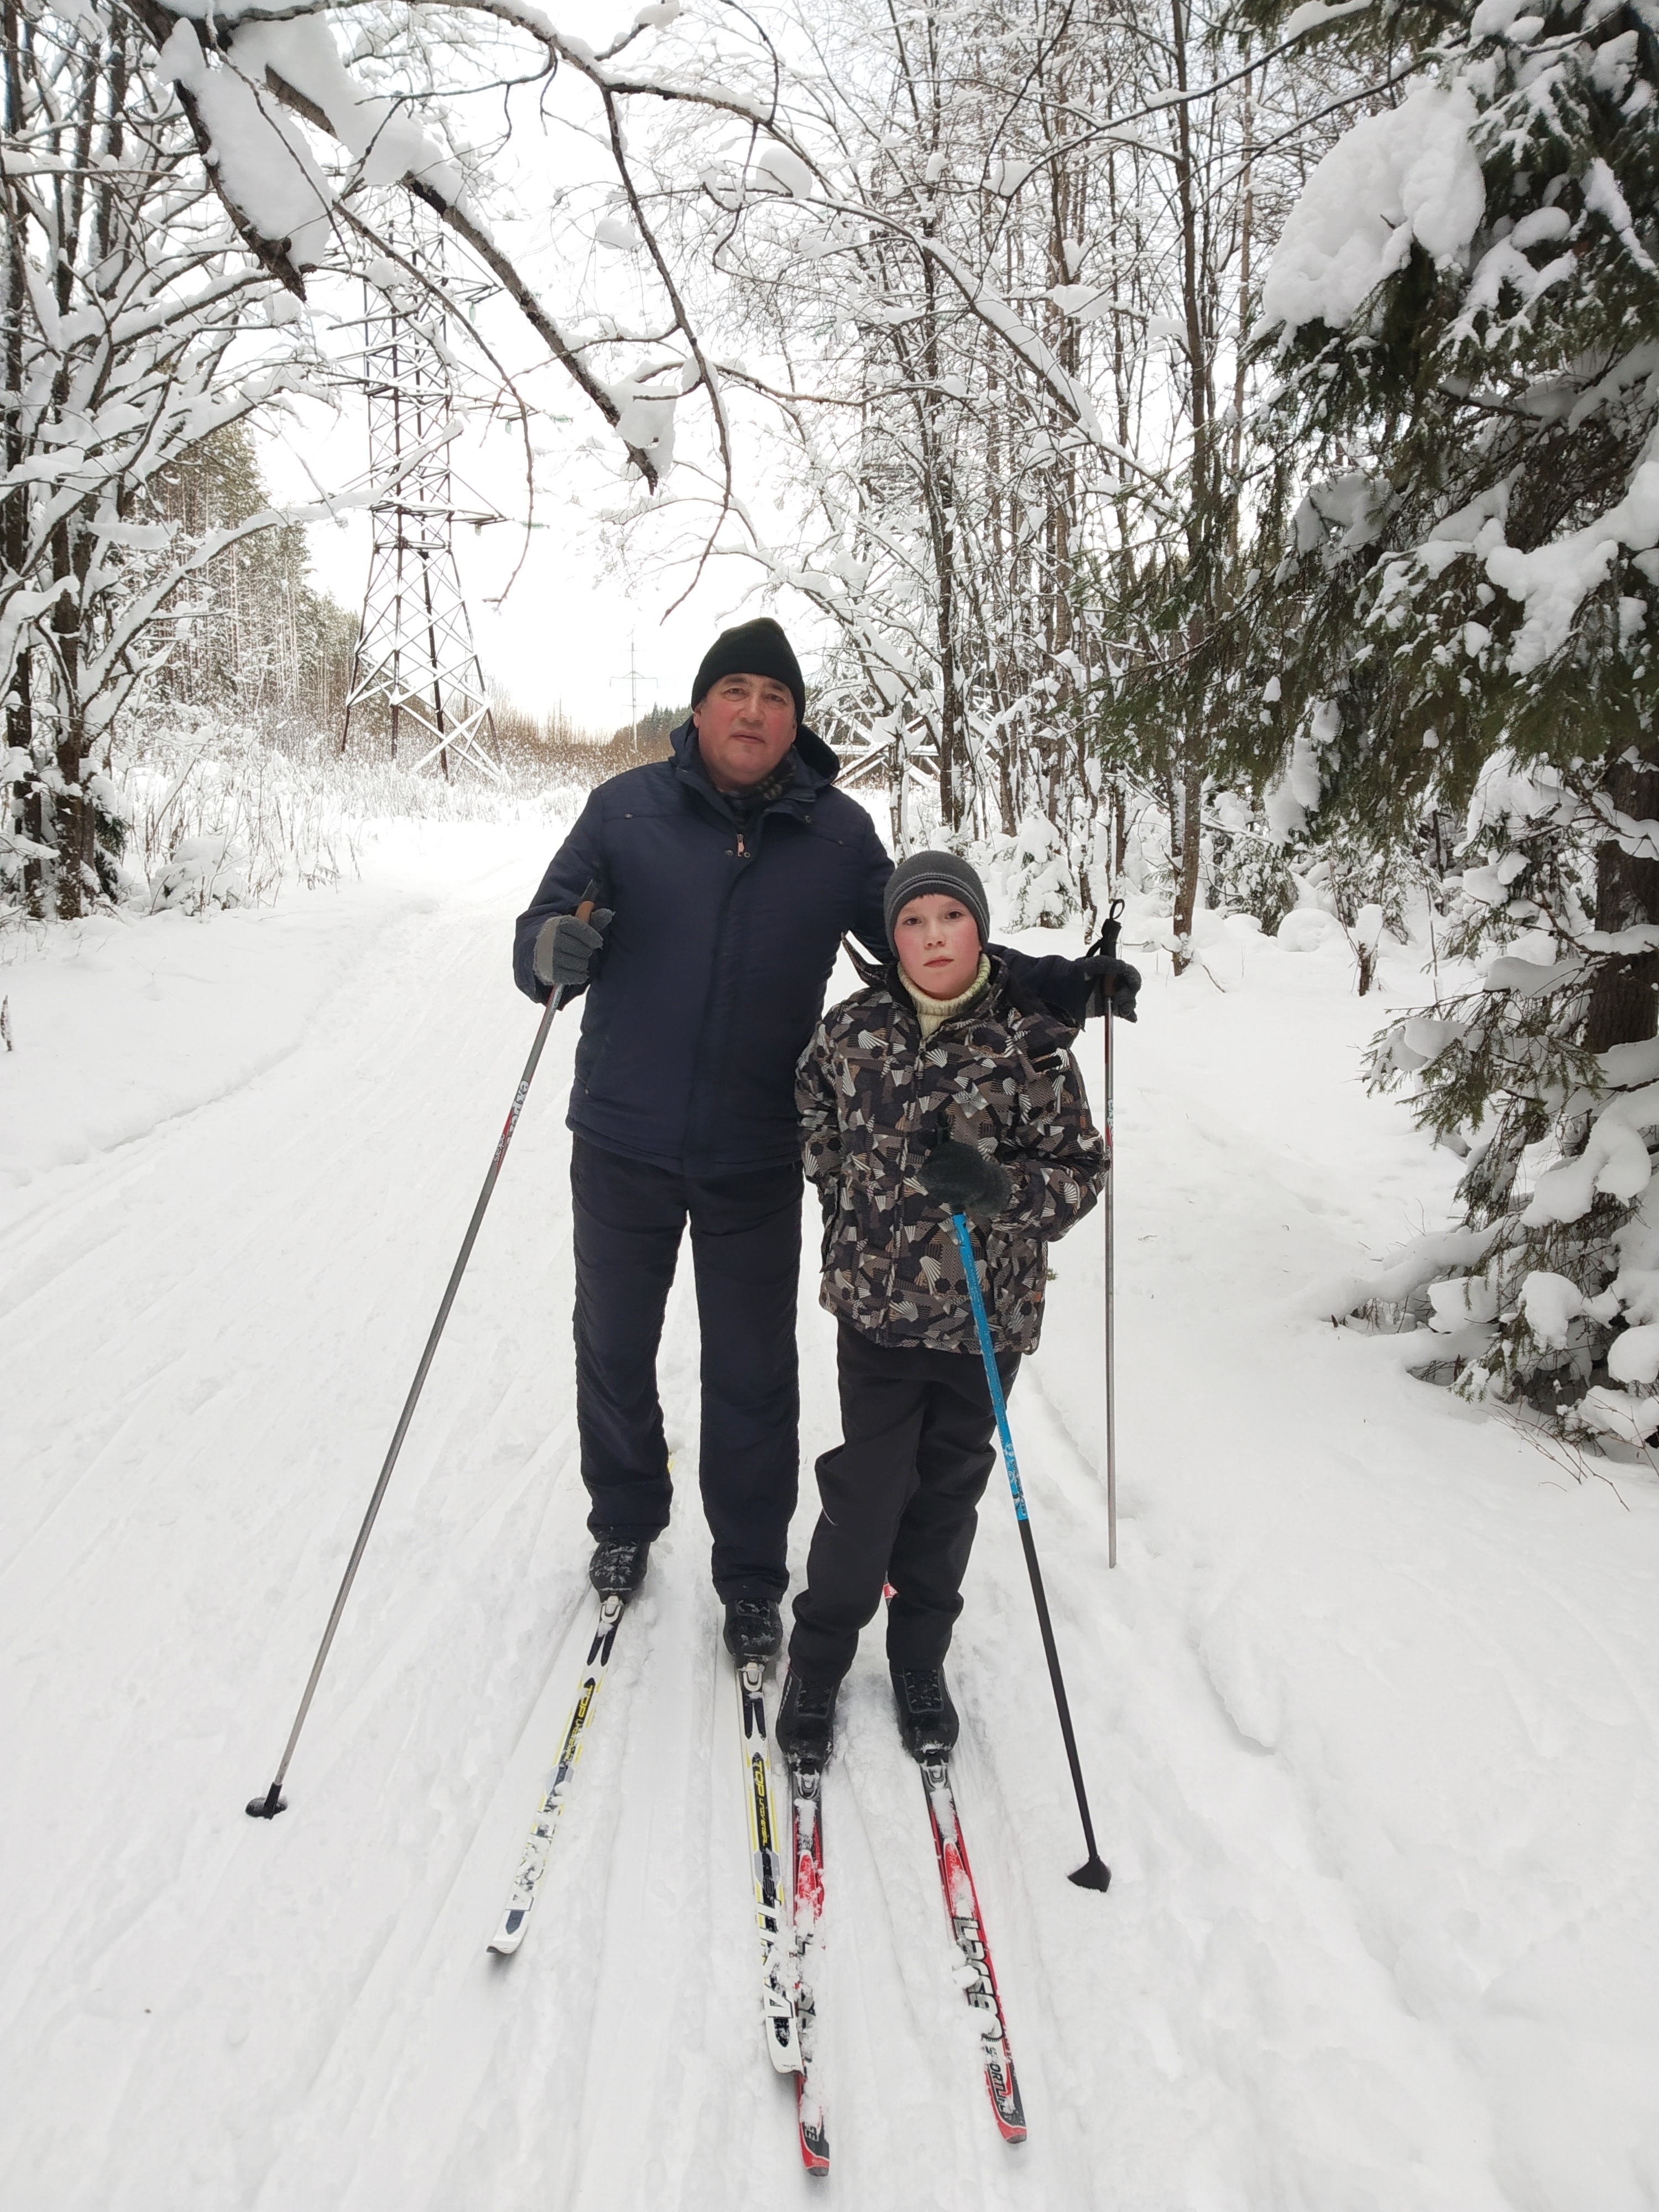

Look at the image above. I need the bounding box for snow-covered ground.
[3,827,1657,2211]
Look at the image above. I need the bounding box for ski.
[736,1658,804,2074]
[789,1759,831,2176]
[919,1754,1027,2143]
[488,1594,627,1957]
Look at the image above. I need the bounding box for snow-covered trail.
[3,831,1657,2211]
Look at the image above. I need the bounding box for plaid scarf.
[726,747,800,816]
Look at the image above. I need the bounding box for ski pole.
[945,1205,1111,1893]
[247,886,598,1820]
[1089,898,1125,1571]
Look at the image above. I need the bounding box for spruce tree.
[1238,0,1659,1436]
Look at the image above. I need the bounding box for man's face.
[894,894,982,1001]
[692,672,797,792]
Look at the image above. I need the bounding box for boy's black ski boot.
[723,1597,784,1663]
[891,1665,959,1759]
[588,1530,653,1597]
[775,1670,839,1765]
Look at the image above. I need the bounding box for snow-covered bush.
[971,813,1085,929]
[106,709,581,916]
[1364,756,1659,1428]
[1210,827,1302,935]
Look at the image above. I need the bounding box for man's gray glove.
[921,1128,1013,1220]
[533,906,614,993]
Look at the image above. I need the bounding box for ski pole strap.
[1086,893,1126,964]
[949,1210,1027,1524]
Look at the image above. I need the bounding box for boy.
[777,851,1108,1765]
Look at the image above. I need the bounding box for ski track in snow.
[3,832,1658,2210]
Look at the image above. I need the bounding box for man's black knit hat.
[691,617,805,726]
[884,850,992,953]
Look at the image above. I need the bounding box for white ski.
[488,1594,627,1957]
[736,1657,804,2073]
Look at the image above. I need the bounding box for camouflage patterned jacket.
[796,956,1107,1355]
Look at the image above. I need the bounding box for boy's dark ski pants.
[570,1134,801,1600]
[790,1321,1021,1683]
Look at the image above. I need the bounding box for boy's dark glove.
[1079,904,1139,1021]
[921,1134,1013,1220]
[533,907,613,992]
[1078,954,1141,1023]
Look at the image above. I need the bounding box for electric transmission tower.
[610,635,658,752]
[340,208,504,780]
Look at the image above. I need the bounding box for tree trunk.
[50,518,90,919]
[1171,752,1203,974]
[1584,752,1659,1051]
[3,0,43,915]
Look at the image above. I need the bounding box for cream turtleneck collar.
[899,952,992,1040]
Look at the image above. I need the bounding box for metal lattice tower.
[341,211,503,780]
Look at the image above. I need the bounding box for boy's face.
[894,894,982,1001]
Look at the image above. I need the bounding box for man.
[513,616,1138,1663]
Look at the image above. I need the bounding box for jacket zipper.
[687,811,758,1159]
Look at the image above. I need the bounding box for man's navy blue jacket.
[513,718,1088,1177]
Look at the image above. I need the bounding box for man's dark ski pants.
[789,1321,1021,1683]
[571,1134,801,1600]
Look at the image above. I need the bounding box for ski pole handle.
[488,890,598,1175]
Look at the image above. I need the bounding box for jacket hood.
[669,715,841,791]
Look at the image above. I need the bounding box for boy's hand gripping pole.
[247,886,600,1820]
[937,1130,1110,1891]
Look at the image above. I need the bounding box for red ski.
[919,1754,1026,2143]
[789,1761,831,2176]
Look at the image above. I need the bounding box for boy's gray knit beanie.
[884,850,991,953]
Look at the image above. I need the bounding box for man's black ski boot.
[588,1530,653,1598]
[775,1670,839,1765]
[891,1665,959,1759]
[723,1597,784,1663]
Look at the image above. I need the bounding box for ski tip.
[800,2139,831,2178]
[246,1786,287,1819]
[487,1917,526,1958]
[1068,1855,1112,1893]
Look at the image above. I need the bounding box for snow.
[1263,719,1326,839]
[594,216,644,251]
[1260,86,1486,341]
[750,144,815,199]
[1484,447,1659,672]
[1047,281,1114,320]
[1282,0,1373,35]
[156,25,335,272]
[603,364,682,476]
[1524,1082,1659,1223]
[1576,1382,1659,1443]
[4,832,1659,2208]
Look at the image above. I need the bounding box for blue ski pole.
[947,1203,1111,1892]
